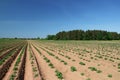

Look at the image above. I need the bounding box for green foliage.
[118,63,120,69]
[0,50,15,65]
[48,63,54,68]
[47,30,120,40]
[9,73,16,80]
[47,35,56,40]
[108,74,112,78]
[9,46,26,80]
[88,67,97,71]
[44,57,50,63]
[71,66,77,72]
[96,70,102,73]
[33,46,42,55]
[65,56,71,59]
[118,63,120,66]
[86,78,91,80]
[88,67,102,73]
[33,67,37,72]
[81,73,85,76]
[64,62,67,65]
[15,57,21,66]
[79,62,86,65]
[13,67,18,71]
[34,74,39,78]
[72,59,75,62]
[55,70,63,79]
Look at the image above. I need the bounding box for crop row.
[32,45,64,80]
[0,45,23,79]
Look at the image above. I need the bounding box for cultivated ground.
[0,39,120,80]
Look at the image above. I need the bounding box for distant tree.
[14,37,17,39]
[37,37,40,39]
[47,35,56,40]
[47,29,120,40]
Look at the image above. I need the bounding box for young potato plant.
[88,67,102,73]
[86,78,91,80]
[88,67,97,71]
[43,56,55,69]
[79,62,86,66]
[118,63,120,69]
[55,70,63,79]
[108,74,112,78]
[80,73,85,76]
[9,47,25,80]
[44,57,50,63]
[60,60,68,65]
[29,48,39,78]
[48,63,54,68]
[0,50,16,65]
[43,48,68,66]
[71,66,77,72]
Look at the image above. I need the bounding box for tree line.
[47,30,120,40]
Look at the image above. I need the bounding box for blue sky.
[0,0,120,38]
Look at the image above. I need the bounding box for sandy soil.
[1,40,120,80]
[24,45,34,80]
[30,44,59,80]
[31,42,86,80]
[30,40,120,80]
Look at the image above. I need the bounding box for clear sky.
[0,0,120,38]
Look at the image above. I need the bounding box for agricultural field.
[0,39,120,80]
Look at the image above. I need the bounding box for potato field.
[0,39,120,80]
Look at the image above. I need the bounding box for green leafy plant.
[86,78,91,80]
[88,67,97,71]
[71,66,77,72]
[34,74,39,78]
[108,74,112,78]
[64,62,67,65]
[81,73,84,76]
[44,57,50,63]
[48,63,54,68]
[79,62,86,65]
[88,67,102,73]
[96,70,102,73]
[55,70,63,79]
